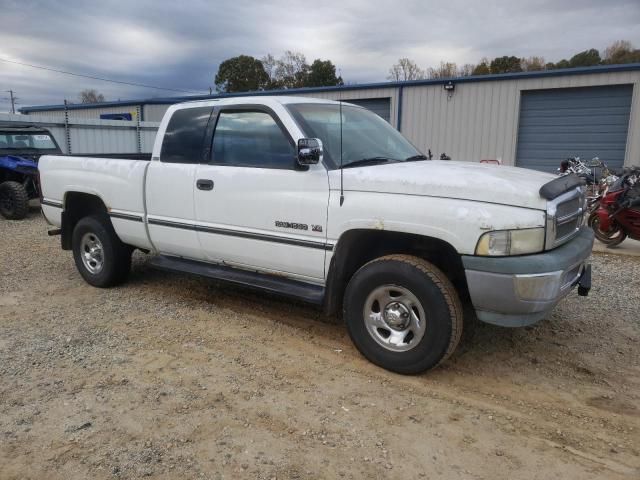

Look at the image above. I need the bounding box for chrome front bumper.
[462,227,594,327]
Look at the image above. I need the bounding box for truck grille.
[546,187,585,249]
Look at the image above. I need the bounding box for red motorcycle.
[589,169,640,246]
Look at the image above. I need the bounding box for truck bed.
[38,154,152,250]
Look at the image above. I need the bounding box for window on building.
[211,110,295,169]
[100,113,133,121]
[160,107,213,163]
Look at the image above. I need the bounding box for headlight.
[475,228,545,256]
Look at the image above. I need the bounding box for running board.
[149,255,325,305]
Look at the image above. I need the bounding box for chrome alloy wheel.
[363,285,427,352]
[80,232,104,274]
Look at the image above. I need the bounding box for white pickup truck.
[39,96,593,374]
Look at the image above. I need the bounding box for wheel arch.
[324,229,469,316]
[61,191,109,250]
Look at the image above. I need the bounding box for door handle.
[196,179,214,191]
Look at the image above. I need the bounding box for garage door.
[515,85,633,173]
[345,98,391,123]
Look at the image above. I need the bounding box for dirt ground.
[1,212,639,480]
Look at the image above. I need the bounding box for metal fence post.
[136,105,142,153]
[63,100,72,154]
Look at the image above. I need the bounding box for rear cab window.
[160,107,213,163]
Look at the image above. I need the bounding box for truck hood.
[339,160,556,210]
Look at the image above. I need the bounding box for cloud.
[1,0,639,110]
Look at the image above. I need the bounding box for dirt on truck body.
[0,214,639,479]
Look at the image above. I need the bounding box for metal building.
[19,63,640,172]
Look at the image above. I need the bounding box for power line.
[0,57,205,94]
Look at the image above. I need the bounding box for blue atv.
[0,125,62,220]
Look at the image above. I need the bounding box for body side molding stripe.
[147,217,334,251]
[41,199,63,208]
[109,211,144,222]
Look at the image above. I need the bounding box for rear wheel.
[344,254,463,374]
[589,211,626,247]
[72,215,132,287]
[0,181,29,220]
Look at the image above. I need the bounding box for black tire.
[344,254,463,374]
[0,181,29,220]
[588,211,627,247]
[72,215,132,287]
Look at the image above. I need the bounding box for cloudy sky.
[1,0,639,111]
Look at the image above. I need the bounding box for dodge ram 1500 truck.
[39,96,593,374]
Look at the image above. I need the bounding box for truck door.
[146,106,213,260]
[194,106,329,282]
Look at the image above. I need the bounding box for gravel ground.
[1,211,639,480]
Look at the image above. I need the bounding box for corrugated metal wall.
[21,70,640,166]
[400,71,640,167]
[25,105,144,121]
[143,104,171,122]
[0,113,159,154]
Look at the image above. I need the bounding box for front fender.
[326,191,547,256]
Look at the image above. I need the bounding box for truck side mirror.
[297,138,322,166]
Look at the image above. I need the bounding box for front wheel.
[344,255,463,374]
[588,211,627,247]
[72,215,132,287]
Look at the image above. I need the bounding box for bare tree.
[260,53,278,87]
[604,40,633,62]
[79,89,105,103]
[458,64,475,76]
[603,40,640,64]
[522,56,546,71]
[274,51,309,88]
[388,58,426,81]
[428,61,458,79]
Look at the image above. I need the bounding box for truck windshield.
[287,103,423,169]
[0,132,58,150]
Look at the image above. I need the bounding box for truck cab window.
[160,107,213,163]
[211,111,295,169]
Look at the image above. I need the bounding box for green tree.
[214,55,269,93]
[471,58,491,75]
[569,49,601,67]
[554,59,571,69]
[305,59,343,87]
[489,56,522,74]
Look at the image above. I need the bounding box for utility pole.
[6,90,17,114]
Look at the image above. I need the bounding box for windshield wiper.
[342,157,399,169]
[405,154,428,161]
